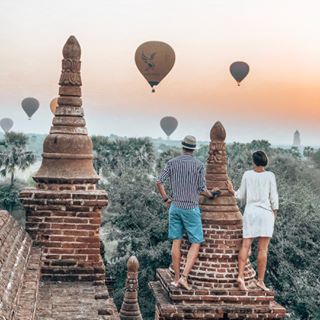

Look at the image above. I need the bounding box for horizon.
[1,0,320,145]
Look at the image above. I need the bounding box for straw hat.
[181,135,197,150]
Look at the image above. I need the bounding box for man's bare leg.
[178,243,200,290]
[171,240,182,283]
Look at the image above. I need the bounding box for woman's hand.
[227,180,235,195]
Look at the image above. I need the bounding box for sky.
[0,0,320,145]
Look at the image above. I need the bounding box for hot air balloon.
[0,118,14,133]
[21,97,39,119]
[50,97,58,115]
[135,41,175,93]
[160,116,178,138]
[230,61,250,86]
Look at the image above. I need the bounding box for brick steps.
[35,282,120,320]
[0,217,32,319]
[0,211,42,320]
[15,247,42,320]
[150,281,286,319]
[156,269,274,306]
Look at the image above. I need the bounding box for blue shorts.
[168,204,204,244]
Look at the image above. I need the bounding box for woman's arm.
[227,173,247,201]
[270,173,279,213]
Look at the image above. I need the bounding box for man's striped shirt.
[158,154,206,209]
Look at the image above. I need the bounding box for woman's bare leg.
[237,238,253,290]
[256,237,271,290]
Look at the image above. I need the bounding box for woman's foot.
[256,280,270,291]
[178,274,192,291]
[237,277,248,291]
[170,280,180,288]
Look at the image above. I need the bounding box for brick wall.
[20,184,107,284]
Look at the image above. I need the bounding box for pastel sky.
[0,0,320,145]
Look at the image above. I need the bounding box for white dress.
[235,170,279,238]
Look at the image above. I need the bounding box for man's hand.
[201,187,220,199]
[210,187,221,198]
[211,187,220,193]
[164,199,172,208]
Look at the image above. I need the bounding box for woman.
[227,150,278,291]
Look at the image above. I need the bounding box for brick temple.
[150,121,286,319]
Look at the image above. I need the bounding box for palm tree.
[0,132,36,186]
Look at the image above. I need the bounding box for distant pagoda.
[293,130,301,147]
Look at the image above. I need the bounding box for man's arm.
[198,164,220,199]
[156,181,169,201]
[156,162,172,207]
[156,181,171,207]
[200,188,220,198]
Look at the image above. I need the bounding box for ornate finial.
[59,35,82,87]
[210,121,226,142]
[62,35,81,59]
[120,256,142,320]
[127,256,139,273]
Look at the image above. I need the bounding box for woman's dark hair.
[252,151,268,167]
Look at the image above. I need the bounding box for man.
[156,135,220,290]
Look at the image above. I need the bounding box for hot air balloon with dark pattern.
[21,97,39,119]
[135,41,175,92]
[160,116,178,139]
[230,61,250,86]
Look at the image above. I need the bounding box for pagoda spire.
[34,35,98,184]
[120,256,143,320]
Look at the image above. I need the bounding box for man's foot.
[256,280,270,291]
[178,274,192,291]
[237,277,248,291]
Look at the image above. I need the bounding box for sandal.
[237,277,248,291]
[256,280,270,292]
[178,274,192,291]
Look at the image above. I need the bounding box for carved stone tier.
[150,121,286,319]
